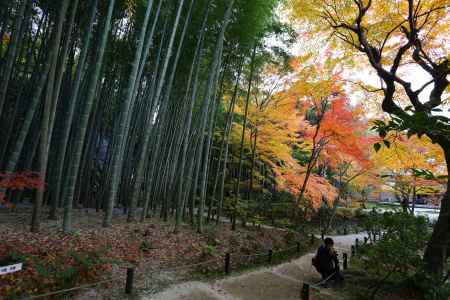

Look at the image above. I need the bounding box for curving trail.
[144,233,367,300]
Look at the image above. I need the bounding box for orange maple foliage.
[0,172,44,206]
[290,94,373,207]
[317,97,372,169]
[229,53,376,210]
[278,166,338,209]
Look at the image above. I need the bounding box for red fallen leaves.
[0,172,45,204]
[0,216,300,298]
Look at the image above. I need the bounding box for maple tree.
[290,0,450,275]
[298,96,372,213]
[0,172,44,207]
[266,57,374,217]
[219,60,340,221]
[372,134,447,212]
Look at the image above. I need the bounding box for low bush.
[357,211,449,299]
[4,248,112,299]
[139,240,153,252]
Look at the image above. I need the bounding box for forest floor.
[0,207,309,299]
[143,233,367,300]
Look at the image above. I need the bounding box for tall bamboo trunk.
[48,0,80,143]
[207,64,228,222]
[161,0,198,222]
[189,135,202,226]
[103,0,156,227]
[195,0,234,233]
[139,21,169,221]
[197,69,221,232]
[31,0,70,232]
[174,13,210,229]
[3,25,55,175]
[128,0,193,223]
[248,127,258,200]
[216,64,243,224]
[62,0,116,233]
[0,0,28,118]
[233,43,257,230]
[132,2,185,222]
[0,9,46,165]
[50,0,95,220]
[174,3,210,230]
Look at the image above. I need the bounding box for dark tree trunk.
[423,143,450,275]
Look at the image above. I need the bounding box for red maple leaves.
[0,172,45,205]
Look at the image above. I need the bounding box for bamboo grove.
[0,0,295,233]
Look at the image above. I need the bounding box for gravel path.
[143,233,367,300]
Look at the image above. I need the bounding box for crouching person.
[312,237,344,287]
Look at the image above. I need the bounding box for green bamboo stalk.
[62,0,116,233]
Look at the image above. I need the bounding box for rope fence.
[17,237,314,300]
[20,276,125,300]
[17,233,448,300]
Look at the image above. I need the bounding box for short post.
[268,249,273,264]
[355,238,359,250]
[344,226,348,235]
[225,253,231,275]
[296,242,301,253]
[351,245,355,257]
[125,268,134,294]
[364,237,368,244]
[321,232,324,240]
[343,253,348,270]
[310,233,315,245]
[301,283,310,300]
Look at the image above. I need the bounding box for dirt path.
[143,233,367,300]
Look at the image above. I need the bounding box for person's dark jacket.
[314,245,339,274]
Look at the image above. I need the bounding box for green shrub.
[283,230,297,244]
[33,248,111,290]
[35,261,53,278]
[362,211,429,275]
[55,266,78,287]
[408,271,450,300]
[139,240,153,252]
[362,208,388,242]
[203,244,216,256]
[358,211,435,298]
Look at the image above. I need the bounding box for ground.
[145,233,367,300]
[1,208,435,299]
[0,207,310,299]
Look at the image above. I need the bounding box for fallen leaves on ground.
[0,209,302,299]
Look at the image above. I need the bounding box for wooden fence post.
[268,249,273,264]
[343,253,348,270]
[225,253,231,275]
[321,232,324,240]
[296,242,300,253]
[125,268,134,294]
[301,283,310,300]
[364,237,368,244]
[351,245,355,257]
[355,238,359,250]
